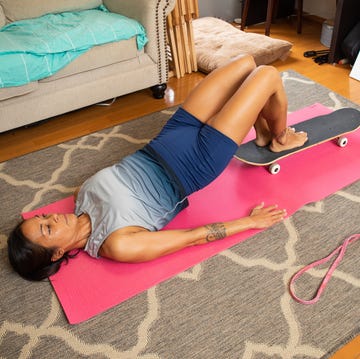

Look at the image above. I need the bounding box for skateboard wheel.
[337,136,348,147]
[269,163,281,175]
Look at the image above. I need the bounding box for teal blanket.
[0,6,148,88]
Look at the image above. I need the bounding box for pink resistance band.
[289,234,360,305]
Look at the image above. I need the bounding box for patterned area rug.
[0,71,359,359]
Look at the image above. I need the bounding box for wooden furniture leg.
[167,15,181,78]
[265,0,276,36]
[242,0,302,36]
[297,0,303,34]
[240,0,250,31]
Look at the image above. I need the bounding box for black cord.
[303,50,329,58]
[314,54,329,65]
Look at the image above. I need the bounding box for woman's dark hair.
[7,221,78,281]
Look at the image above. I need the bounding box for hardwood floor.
[328,334,360,359]
[1,16,359,163]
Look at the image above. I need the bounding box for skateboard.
[234,108,360,174]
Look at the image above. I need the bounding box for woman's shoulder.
[98,226,149,259]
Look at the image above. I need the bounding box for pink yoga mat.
[23,104,360,324]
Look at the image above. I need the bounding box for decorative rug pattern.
[0,71,359,359]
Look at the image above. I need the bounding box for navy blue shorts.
[147,107,238,195]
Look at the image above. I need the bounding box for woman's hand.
[249,202,287,229]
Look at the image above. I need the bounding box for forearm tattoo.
[205,223,227,242]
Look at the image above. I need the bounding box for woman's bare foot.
[269,127,308,152]
[254,115,272,147]
[255,131,272,147]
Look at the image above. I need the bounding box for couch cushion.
[0,81,38,101]
[193,17,292,73]
[0,5,5,28]
[40,38,139,83]
[0,0,103,21]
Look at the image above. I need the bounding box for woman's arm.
[99,203,287,263]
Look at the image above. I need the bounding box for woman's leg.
[205,65,307,151]
[182,54,257,124]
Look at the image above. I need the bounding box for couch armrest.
[103,0,175,84]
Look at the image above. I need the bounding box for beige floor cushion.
[193,17,292,73]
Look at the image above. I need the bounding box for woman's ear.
[51,248,65,262]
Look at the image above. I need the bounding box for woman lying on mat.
[8,55,307,281]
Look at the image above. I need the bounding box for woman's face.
[21,213,79,251]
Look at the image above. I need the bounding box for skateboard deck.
[234,108,360,174]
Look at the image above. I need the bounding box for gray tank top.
[75,150,188,258]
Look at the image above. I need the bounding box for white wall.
[198,0,242,21]
[198,0,337,22]
[303,0,337,20]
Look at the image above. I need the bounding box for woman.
[8,55,307,281]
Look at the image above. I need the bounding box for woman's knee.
[232,54,256,72]
[255,65,282,84]
[256,66,288,112]
[235,53,256,65]
[217,54,256,77]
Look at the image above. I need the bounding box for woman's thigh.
[206,65,285,145]
[182,55,256,124]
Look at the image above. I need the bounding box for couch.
[0,0,175,133]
